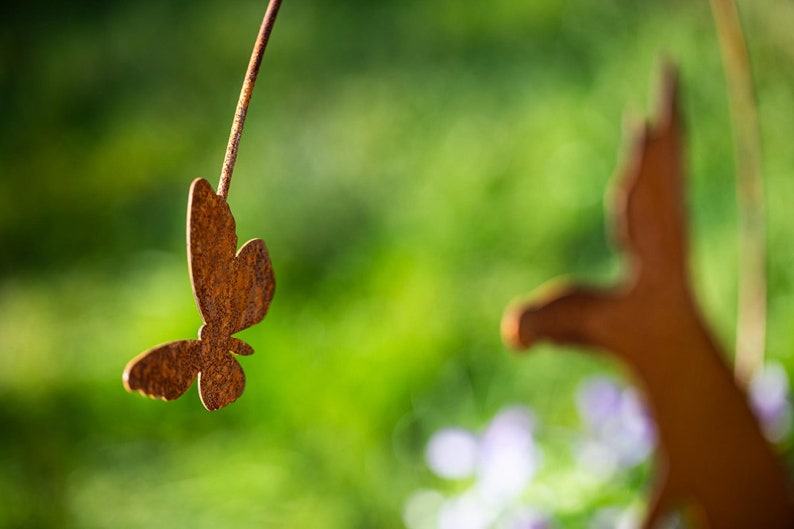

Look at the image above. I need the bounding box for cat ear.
[614,69,688,287]
[123,340,202,401]
[198,352,246,411]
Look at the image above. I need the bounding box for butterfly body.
[124,178,275,411]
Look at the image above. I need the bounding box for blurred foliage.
[2,0,794,527]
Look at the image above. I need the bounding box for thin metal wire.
[710,0,767,386]
[218,0,283,200]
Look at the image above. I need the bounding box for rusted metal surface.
[124,178,275,410]
[219,0,283,200]
[502,67,794,528]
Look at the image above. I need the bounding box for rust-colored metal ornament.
[502,67,794,527]
[124,178,274,410]
[123,0,282,411]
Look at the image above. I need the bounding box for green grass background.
[2,0,794,527]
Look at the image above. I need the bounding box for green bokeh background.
[2,0,794,527]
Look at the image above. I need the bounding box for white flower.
[476,407,540,504]
[426,428,479,480]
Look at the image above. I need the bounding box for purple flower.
[423,406,541,503]
[415,405,542,529]
[575,376,656,475]
[749,362,792,443]
[576,377,622,430]
[476,407,540,503]
[426,428,479,480]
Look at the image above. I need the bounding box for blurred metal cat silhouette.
[502,66,794,528]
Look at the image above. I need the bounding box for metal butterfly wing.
[123,339,202,402]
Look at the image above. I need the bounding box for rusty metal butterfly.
[124,178,275,410]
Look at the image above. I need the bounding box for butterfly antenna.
[218,0,283,200]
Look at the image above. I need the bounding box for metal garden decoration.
[502,68,794,528]
[123,0,282,411]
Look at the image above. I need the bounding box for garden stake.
[123,0,281,410]
[710,0,767,386]
[502,67,794,528]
